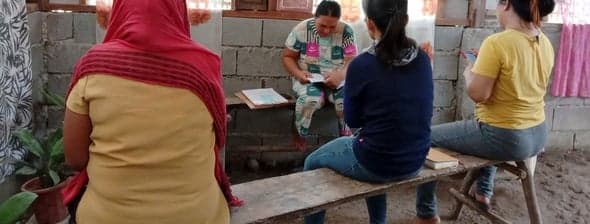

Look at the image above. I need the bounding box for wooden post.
[39,0,49,11]
[516,161,543,224]
[443,169,479,220]
[449,189,512,224]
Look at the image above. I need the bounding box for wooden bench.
[229,154,542,224]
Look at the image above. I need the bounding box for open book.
[235,88,290,109]
[308,73,345,89]
[425,147,459,170]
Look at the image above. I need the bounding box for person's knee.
[303,96,324,110]
[303,154,321,171]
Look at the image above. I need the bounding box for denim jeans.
[415,120,547,219]
[304,136,420,224]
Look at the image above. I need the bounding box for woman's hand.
[295,70,311,84]
[463,62,474,83]
[324,69,345,89]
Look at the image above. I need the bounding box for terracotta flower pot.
[21,178,69,224]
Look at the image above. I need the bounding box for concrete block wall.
[29,12,95,136]
[221,18,337,167]
[28,11,588,170]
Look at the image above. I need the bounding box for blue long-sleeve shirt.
[344,50,433,178]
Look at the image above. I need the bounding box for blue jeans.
[304,136,420,224]
[415,120,547,219]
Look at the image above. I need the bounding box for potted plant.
[0,192,38,224]
[12,90,69,224]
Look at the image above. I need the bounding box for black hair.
[505,0,556,26]
[363,0,413,66]
[315,0,341,18]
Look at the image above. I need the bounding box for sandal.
[468,189,491,211]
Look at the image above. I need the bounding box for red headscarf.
[62,0,242,207]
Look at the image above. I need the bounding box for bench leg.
[516,161,543,224]
[443,169,479,220]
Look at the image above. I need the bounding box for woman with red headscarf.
[62,0,239,223]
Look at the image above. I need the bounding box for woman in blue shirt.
[302,0,433,223]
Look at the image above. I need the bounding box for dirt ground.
[231,149,590,224]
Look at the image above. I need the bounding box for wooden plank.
[226,96,246,107]
[47,4,95,12]
[230,154,497,224]
[436,18,469,26]
[222,10,311,20]
[234,92,295,110]
[449,188,512,224]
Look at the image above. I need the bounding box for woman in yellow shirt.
[63,0,239,223]
[415,0,556,223]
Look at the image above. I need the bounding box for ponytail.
[364,0,413,66]
[376,9,412,66]
[530,0,541,26]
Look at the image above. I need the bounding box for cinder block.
[440,1,469,20]
[32,105,48,135]
[432,107,456,125]
[32,73,47,105]
[262,136,297,146]
[542,24,562,52]
[557,97,585,106]
[434,26,463,51]
[461,28,495,53]
[262,19,300,47]
[459,91,476,120]
[46,44,91,73]
[47,106,65,130]
[74,13,96,43]
[222,18,262,46]
[434,80,455,107]
[190,11,222,54]
[222,47,237,75]
[234,108,293,134]
[544,106,554,132]
[47,74,71,98]
[433,53,458,80]
[30,44,45,76]
[574,131,590,150]
[28,12,44,44]
[260,151,308,166]
[222,77,260,95]
[237,47,286,77]
[545,131,574,150]
[544,94,559,107]
[227,135,262,147]
[96,27,106,43]
[261,78,293,96]
[553,107,590,131]
[47,13,73,41]
[307,107,339,137]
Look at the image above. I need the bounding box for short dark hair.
[315,1,341,18]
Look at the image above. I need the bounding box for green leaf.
[0,192,38,224]
[49,170,60,186]
[15,166,37,176]
[42,90,65,107]
[13,130,44,159]
[50,138,64,159]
